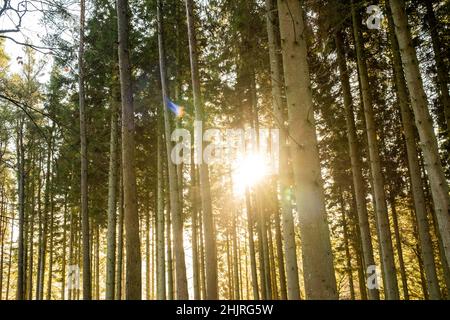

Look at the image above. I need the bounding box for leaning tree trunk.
[335,29,379,300]
[157,0,189,300]
[389,0,450,271]
[265,0,300,300]
[117,0,142,300]
[351,0,399,300]
[185,0,218,300]
[78,0,92,300]
[277,0,337,299]
[386,7,441,299]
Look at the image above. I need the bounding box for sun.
[232,153,270,196]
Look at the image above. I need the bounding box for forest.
[0,0,449,301]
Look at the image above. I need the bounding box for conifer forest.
[0,0,449,301]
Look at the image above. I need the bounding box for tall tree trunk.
[106,85,119,300]
[185,0,218,299]
[386,7,442,300]
[265,0,300,300]
[335,29,379,300]
[389,0,450,270]
[245,190,259,300]
[351,0,399,299]
[156,117,166,300]
[116,170,124,300]
[16,118,25,300]
[157,0,188,300]
[277,0,337,299]
[190,161,200,300]
[78,0,91,300]
[339,191,355,300]
[117,0,142,300]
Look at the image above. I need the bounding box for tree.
[277,0,337,299]
[389,0,450,272]
[117,0,142,300]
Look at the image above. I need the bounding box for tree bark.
[157,0,188,300]
[351,0,399,299]
[265,0,300,300]
[390,0,450,271]
[185,0,218,300]
[335,29,379,300]
[386,7,441,299]
[117,0,142,300]
[78,0,92,300]
[277,0,337,299]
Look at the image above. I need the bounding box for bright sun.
[232,153,270,196]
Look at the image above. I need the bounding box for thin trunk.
[157,0,188,300]
[185,0,218,299]
[16,118,25,300]
[79,0,91,300]
[156,119,166,300]
[389,197,409,300]
[351,1,399,299]
[117,0,142,300]
[106,83,119,300]
[116,170,124,300]
[190,161,200,300]
[335,29,379,300]
[245,190,259,300]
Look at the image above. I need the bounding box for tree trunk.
[16,117,25,300]
[157,0,188,300]
[245,189,259,300]
[335,29,379,300]
[106,81,119,300]
[351,0,399,299]
[386,7,441,299]
[277,0,337,299]
[117,0,142,300]
[389,0,450,271]
[78,0,92,300]
[116,170,124,300]
[185,0,218,300]
[265,0,300,300]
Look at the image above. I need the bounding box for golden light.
[232,153,270,196]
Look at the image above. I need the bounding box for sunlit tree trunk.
[185,0,218,300]
[245,190,259,300]
[265,0,300,300]
[386,7,442,299]
[277,0,337,299]
[389,0,450,271]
